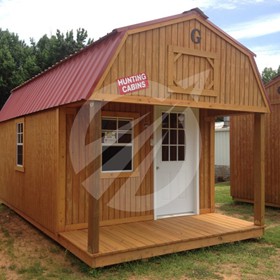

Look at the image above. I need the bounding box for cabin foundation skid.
[58,213,263,268]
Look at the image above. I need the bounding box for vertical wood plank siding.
[0,110,58,232]
[230,114,254,202]
[230,77,280,207]
[98,19,267,112]
[65,103,154,226]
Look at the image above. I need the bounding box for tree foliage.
[31,28,93,72]
[261,66,280,84]
[0,29,40,106]
[0,28,93,108]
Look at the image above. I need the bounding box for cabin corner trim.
[248,56,271,113]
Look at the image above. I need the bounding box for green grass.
[215,183,254,221]
[1,187,280,279]
[215,181,232,204]
[70,251,223,279]
[263,226,280,248]
[17,262,46,280]
[263,206,280,226]
[63,241,280,280]
[0,224,15,258]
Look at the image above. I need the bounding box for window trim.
[161,112,186,162]
[15,118,25,172]
[101,111,140,179]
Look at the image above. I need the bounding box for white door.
[154,106,199,218]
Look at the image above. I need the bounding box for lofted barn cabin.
[0,8,270,267]
[231,75,280,207]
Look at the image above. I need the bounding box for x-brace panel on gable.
[168,45,219,97]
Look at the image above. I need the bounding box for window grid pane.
[102,117,133,172]
[161,113,185,162]
[16,122,24,166]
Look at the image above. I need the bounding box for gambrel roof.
[0,8,270,122]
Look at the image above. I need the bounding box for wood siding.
[230,77,280,207]
[266,76,280,105]
[230,114,254,202]
[65,103,154,228]
[0,110,59,233]
[95,18,268,113]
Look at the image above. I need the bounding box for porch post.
[209,117,215,213]
[87,101,101,254]
[253,113,265,226]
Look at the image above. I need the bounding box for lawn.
[1,184,280,279]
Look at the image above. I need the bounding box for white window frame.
[100,111,140,179]
[15,119,24,171]
[101,116,134,173]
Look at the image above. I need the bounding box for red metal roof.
[0,30,125,122]
[0,8,257,122]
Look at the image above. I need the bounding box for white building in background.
[215,117,230,182]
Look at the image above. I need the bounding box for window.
[101,117,133,172]
[16,121,24,168]
[162,112,185,162]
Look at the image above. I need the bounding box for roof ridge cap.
[114,8,206,33]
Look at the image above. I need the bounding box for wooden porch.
[58,213,264,268]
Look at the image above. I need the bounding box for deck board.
[58,213,264,268]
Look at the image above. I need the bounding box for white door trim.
[153,106,200,220]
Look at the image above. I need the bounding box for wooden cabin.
[231,75,280,207]
[0,8,270,268]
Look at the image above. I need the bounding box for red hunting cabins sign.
[117,73,149,95]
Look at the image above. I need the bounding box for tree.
[0,29,40,107]
[32,28,93,72]
[262,66,280,84]
[0,28,93,108]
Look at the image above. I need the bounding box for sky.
[0,0,279,72]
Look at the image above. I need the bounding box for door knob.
[156,166,160,170]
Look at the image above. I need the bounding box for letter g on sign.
[191,28,201,44]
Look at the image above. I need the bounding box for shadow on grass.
[66,239,279,280]
[218,201,254,221]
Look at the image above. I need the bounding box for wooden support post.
[209,117,215,213]
[87,101,101,254]
[253,113,265,226]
